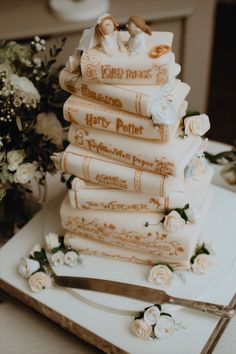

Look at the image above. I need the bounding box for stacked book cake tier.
[53,14,213,270]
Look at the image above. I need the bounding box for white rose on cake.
[143,306,160,325]
[154,315,175,339]
[184,114,210,136]
[35,112,63,146]
[64,251,80,267]
[192,254,214,274]
[28,272,52,293]
[131,319,152,339]
[45,232,60,252]
[29,244,42,257]
[51,251,64,266]
[148,264,173,287]
[185,207,201,223]
[7,150,25,171]
[18,257,40,278]
[14,162,37,184]
[163,211,185,233]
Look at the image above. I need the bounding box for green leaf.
[154,304,162,311]
[34,251,47,262]
[51,246,61,254]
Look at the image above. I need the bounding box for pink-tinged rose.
[131,319,152,339]
[148,264,173,287]
[154,315,175,339]
[192,254,214,274]
[163,210,185,233]
[28,272,52,293]
[144,306,160,325]
[184,114,210,136]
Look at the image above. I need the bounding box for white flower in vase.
[18,257,40,278]
[51,251,64,266]
[192,254,214,274]
[163,210,185,233]
[143,306,160,325]
[14,162,37,184]
[148,264,173,287]
[28,272,52,293]
[154,315,175,339]
[131,319,152,339]
[7,150,25,171]
[45,232,60,252]
[64,251,80,267]
[10,74,40,106]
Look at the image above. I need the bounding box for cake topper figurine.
[78,13,127,56]
[126,16,152,55]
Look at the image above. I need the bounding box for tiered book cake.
[53,14,213,271]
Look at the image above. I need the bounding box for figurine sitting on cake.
[126,16,152,55]
[78,13,127,56]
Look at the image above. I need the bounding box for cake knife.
[53,275,235,318]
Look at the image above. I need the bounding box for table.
[0,140,235,354]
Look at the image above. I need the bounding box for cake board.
[0,185,236,354]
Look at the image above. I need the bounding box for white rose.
[18,257,40,278]
[29,243,42,257]
[14,162,37,184]
[10,74,40,105]
[51,251,64,266]
[64,251,79,267]
[35,112,63,146]
[28,272,52,293]
[185,207,201,223]
[154,315,175,339]
[71,177,86,191]
[184,114,210,136]
[144,306,160,325]
[45,232,60,252]
[7,150,25,171]
[131,319,152,339]
[192,254,214,274]
[163,210,185,233]
[148,265,173,287]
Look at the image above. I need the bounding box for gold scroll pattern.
[64,216,185,257]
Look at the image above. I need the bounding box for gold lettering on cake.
[80,83,122,109]
[125,69,152,80]
[85,113,111,129]
[95,174,128,189]
[101,65,124,79]
[116,118,144,136]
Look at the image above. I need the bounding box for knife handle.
[168,296,235,318]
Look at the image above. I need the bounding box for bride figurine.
[78,13,127,56]
[126,16,152,55]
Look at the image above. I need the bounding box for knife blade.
[54,275,235,318]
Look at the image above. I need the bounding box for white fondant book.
[64,95,188,142]
[80,32,179,85]
[67,166,213,212]
[59,70,190,124]
[68,124,202,176]
[61,189,212,269]
[55,144,185,195]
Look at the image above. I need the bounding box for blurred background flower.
[0,36,69,238]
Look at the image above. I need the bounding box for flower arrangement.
[178,110,210,139]
[131,304,183,340]
[0,36,69,238]
[18,234,82,293]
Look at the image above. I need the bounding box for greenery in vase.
[0,36,69,237]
